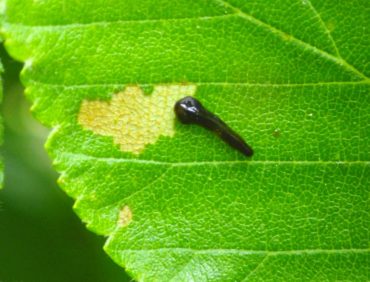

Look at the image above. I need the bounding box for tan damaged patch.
[78,85,196,154]
[118,205,132,227]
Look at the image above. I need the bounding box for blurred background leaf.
[0,45,130,282]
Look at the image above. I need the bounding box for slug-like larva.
[174,96,253,157]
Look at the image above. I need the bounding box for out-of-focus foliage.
[0,46,130,282]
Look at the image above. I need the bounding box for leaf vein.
[5,14,236,29]
[61,153,370,167]
[304,0,342,59]
[114,247,370,256]
[213,0,369,81]
[27,80,370,90]
[241,254,269,282]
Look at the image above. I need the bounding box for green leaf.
[2,0,369,280]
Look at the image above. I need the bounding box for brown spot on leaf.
[118,205,132,228]
[272,128,281,138]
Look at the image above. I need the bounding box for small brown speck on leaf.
[272,128,281,138]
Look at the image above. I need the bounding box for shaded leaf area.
[2,0,369,280]
[0,53,3,188]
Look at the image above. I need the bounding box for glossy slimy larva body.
[174,96,253,157]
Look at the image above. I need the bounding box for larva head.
[174,96,205,124]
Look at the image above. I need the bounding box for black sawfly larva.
[174,96,253,157]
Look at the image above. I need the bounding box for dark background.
[0,45,131,281]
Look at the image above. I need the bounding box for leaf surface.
[2,0,369,280]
